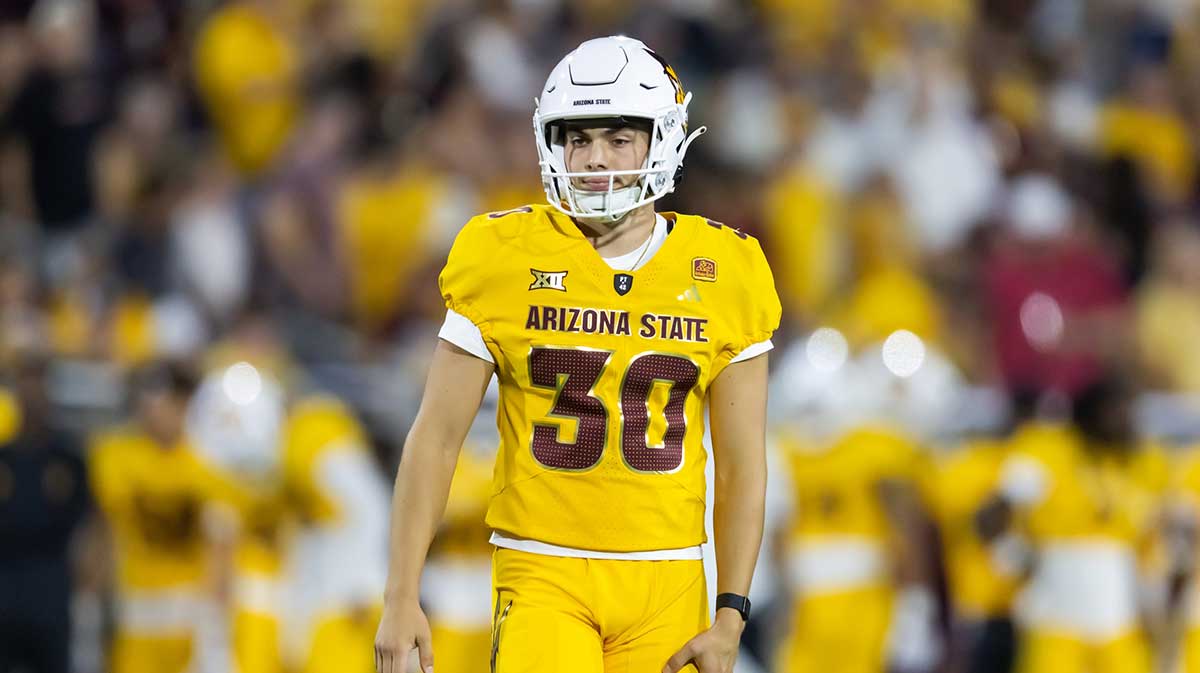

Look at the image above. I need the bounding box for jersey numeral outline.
[528,346,701,472]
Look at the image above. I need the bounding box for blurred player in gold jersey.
[768,328,969,673]
[89,363,227,673]
[1164,442,1200,673]
[422,382,501,673]
[375,36,781,673]
[932,392,1047,673]
[933,433,1024,673]
[186,364,389,673]
[775,425,934,673]
[975,379,1168,673]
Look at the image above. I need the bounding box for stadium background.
[1,1,1200,673]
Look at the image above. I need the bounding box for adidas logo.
[677,283,703,303]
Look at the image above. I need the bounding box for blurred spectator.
[883,41,1001,256]
[762,163,842,323]
[169,148,247,330]
[833,174,944,349]
[0,354,90,673]
[983,174,1128,396]
[193,0,300,177]
[3,0,111,251]
[1099,63,1193,206]
[95,0,183,74]
[1136,222,1200,393]
[0,258,45,366]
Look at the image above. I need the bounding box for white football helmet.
[533,36,707,223]
[186,363,287,488]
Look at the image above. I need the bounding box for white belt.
[1016,539,1138,639]
[117,590,204,635]
[489,532,704,560]
[235,573,283,616]
[787,537,887,595]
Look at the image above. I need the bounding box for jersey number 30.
[529,347,700,472]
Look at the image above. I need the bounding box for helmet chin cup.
[571,183,644,224]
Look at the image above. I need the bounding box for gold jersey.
[89,428,227,591]
[439,205,781,552]
[431,445,494,560]
[932,438,1021,618]
[781,426,921,542]
[280,396,372,525]
[1007,423,1168,546]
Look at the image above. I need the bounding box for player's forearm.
[708,355,770,598]
[383,422,462,601]
[713,458,767,596]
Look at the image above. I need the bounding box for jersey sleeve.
[438,216,497,339]
[715,236,782,374]
[736,237,781,351]
[730,339,774,363]
[438,309,495,363]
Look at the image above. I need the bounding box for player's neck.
[578,205,657,258]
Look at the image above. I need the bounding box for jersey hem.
[489,531,704,561]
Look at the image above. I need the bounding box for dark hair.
[1072,374,1135,446]
[127,360,199,400]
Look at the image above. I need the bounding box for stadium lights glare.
[805,327,849,373]
[882,330,926,378]
[222,361,263,406]
[1020,291,1064,352]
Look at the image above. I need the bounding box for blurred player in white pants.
[187,364,389,673]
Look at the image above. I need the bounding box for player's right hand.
[375,598,433,673]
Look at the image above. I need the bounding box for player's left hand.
[662,608,744,673]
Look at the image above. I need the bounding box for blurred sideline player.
[932,433,1025,673]
[768,334,957,673]
[88,363,228,673]
[187,363,389,673]
[421,381,501,673]
[375,36,781,673]
[930,391,1047,673]
[775,424,934,673]
[1165,441,1200,673]
[976,378,1168,673]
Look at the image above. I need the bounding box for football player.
[374,36,781,673]
[88,363,228,673]
[421,382,501,673]
[975,378,1168,673]
[186,364,389,673]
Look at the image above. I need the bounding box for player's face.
[564,125,650,191]
[137,388,187,446]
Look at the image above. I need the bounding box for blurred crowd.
[1,0,1200,673]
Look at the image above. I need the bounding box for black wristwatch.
[715,593,752,621]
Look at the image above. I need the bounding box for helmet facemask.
[534,92,706,225]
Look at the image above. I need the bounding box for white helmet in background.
[186,362,287,488]
[533,36,707,223]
